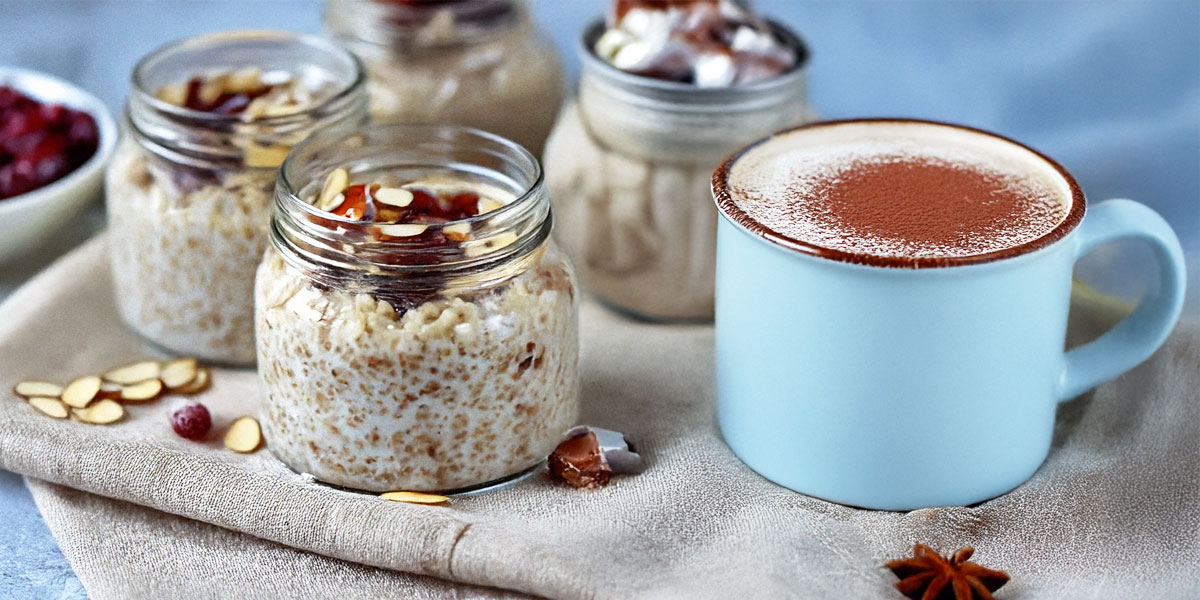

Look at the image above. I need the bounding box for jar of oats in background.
[108,31,368,365]
[544,1,811,321]
[323,0,564,157]
[256,124,579,492]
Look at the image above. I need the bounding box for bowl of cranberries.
[0,66,117,261]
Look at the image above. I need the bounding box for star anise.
[886,544,1010,600]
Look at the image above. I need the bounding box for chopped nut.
[72,398,124,424]
[103,361,161,385]
[155,82,188,106]
[61,375,102,409]
[28,397,69,419]
[160,358,199,390]
[443,223,471,243]
[14,381,63,399]
[225,416,262,453]
[377,223,427,238]
[374,187,414,208]
[464,232,519,258]
[226,66,264,93]
[319,168,350,209]
[478,197,505,213]
[380,491,449,505]
[120,379,163,402]
[242,143,290,168]
[174,368,211,394]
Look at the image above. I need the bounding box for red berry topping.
[171,402,212,441]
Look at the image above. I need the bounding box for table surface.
[2,1,1197,597]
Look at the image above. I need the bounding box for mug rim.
[711,118,1087,268]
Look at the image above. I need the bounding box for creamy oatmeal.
[324,0,564,156]
[256,126,579,491]
[544,2,810,320]
[107,32,366,364]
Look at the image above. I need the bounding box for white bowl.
[0,66,118,263]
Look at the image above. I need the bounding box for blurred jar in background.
[107,31,368,365]
[544,0,811,321]
[323,0,564,157]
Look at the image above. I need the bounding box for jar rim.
[131,29,366,125]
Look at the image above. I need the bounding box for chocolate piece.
[548,430,610,489]
[548,425,644,489]
[563,425,645,474]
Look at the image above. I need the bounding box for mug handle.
[1058,199,1187,401]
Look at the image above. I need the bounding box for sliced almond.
[243,143,291,168]
[28,397,69,419]
[377,223,427,238]
[464,232,519,258]
[72,398,124,424]
[226,66,264,93]
[318,168,349,209]
[225,416,262,453]
[478,197,505,213]
[443,223,472,243]
[103,361,161,385]
[379,491,450,505]
[374,187,414,208]
[160,358,199,390]
[120,379,164,402]
[14,381,63,399]
[61,375,102,409]
[174,368,211,395]
[317,192,345,213]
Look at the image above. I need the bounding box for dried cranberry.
[0,85,101,200]
[171,402,212,441]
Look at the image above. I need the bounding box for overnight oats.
[107,31,367,364]
[544,0,811,320]
[256,125,579,492]
[324,0,564,156]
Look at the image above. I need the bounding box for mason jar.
[256,124,580,492]
[107,31,367,365]
[544,20,811,321]
[323,0,564,157]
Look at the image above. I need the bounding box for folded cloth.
[1,235,1197,599]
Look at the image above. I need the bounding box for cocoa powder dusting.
[786,155,1067,259]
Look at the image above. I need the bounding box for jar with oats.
[107,31,367,365]
[544,0,811,321]
[323,0,564,157]
[256,124,579,492]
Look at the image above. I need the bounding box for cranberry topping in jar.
[0,86,100,200]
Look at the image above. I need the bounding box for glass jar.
[544,20,811,321]
[256,124,579,492]
[323,0,564,157]
[107,31,367,365]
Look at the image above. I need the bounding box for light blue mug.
[711,119,1187,510]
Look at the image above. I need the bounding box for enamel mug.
[711,119,1187,511]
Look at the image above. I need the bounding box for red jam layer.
[331,183,481,224]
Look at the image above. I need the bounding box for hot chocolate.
[719,120,1072,265]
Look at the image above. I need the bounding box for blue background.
[2,1,1197,597]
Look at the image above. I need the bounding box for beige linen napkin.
[1,235,1198,599]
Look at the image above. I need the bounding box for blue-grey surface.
[1,1,1197,598]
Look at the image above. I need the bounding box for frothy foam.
[726,122,1071,261]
